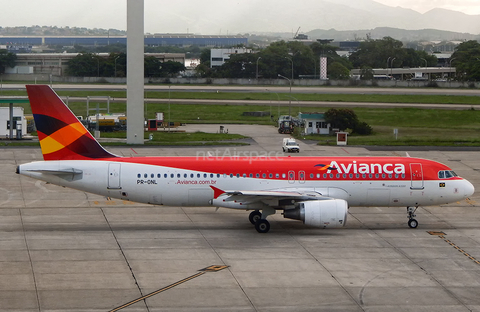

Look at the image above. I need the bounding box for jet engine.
[283,199,348,228]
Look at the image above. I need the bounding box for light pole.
[114,55,120,77]
[278,74,292,116]
[256,56,261,79]
[285,56,294,81]
[285,95,299,115]
[390,57,396,78]
[449,57,456,81]
[266,88,281,119]
[421,58,427,67]
[421,58,428,80]
[168,85,171,132]
[96,57,100,77]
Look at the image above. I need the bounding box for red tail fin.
[26,85,118,160]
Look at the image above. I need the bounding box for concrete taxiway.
[2,124,480,311]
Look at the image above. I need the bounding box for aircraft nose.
[464,179,475,197]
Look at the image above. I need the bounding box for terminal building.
[0,34,248,48]
[5,53,186,76]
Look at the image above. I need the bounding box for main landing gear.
[407,206,418,228]
[249,210,273,233]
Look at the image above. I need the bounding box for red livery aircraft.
[16,85,475,233]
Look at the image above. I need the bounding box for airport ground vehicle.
[283,138,300,153]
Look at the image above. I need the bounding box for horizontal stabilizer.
[22,168,83,175]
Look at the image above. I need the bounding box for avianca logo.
[315,161,405,174]
[315,164,338,171]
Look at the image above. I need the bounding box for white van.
[282,138,300,153]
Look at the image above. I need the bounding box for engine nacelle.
[283,199,348,228]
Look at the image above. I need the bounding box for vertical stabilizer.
[26,85,118,160]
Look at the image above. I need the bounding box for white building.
[299,112,330,135]
[210,48,252,68]
[0,107,27,138]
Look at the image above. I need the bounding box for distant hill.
[306,27,480,42]
[239,0,480,35]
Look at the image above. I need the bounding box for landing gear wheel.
[254,219,270,233]
[406,206,418,228]
[408,219,418,228]
[249,210,262,225]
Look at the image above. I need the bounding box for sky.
[374,0,480,14]
[1,0,480,34]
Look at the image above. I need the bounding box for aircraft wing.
[210,186,329,205]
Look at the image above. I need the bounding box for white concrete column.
[319,57,327,80]
[126,0,144,144]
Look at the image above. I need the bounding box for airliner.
[16,85,475,233]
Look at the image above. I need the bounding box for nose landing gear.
[407,206,418,228]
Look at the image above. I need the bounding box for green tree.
[324,108,359,131]
[66,52,104,77]
[349,36,438,70]
[220,53,256,78]
[451,40,480,81]
[0,50,17,74]
[199,49,211,66]
[324,108,373,135]
[349,37,403,69]
[144,57,186,77]
[161,60,186,77]
[144,56,163,77]
[255,41,290,79]
[359,66,374,80]
[328,62,350,80]
[104,53,126,77]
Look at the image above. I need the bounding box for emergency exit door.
[108,163,121,189]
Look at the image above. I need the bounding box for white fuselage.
[18,159,473,210]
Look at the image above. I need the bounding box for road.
[2,83,480,96]
[3,84,480,110]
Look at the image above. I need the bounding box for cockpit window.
[438,170,458,179]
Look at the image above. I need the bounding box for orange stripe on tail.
[26,85,118,160]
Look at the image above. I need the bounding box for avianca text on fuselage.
[316,160,406,175]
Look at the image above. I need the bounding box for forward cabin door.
[410,163,424,190]
[108,163,122,189]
